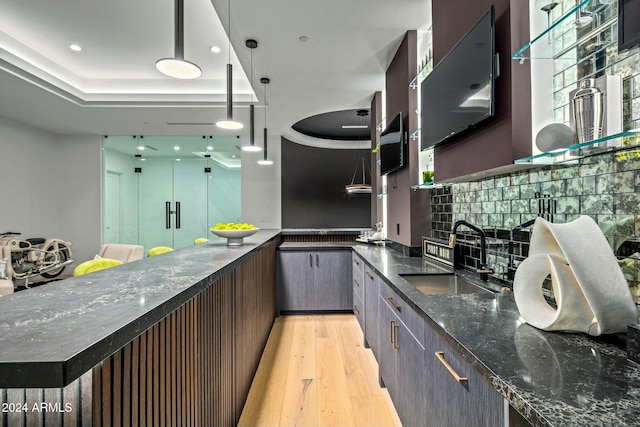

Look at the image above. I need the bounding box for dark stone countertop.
[280,228,362,235]
[349,242,640,427]
[0,230,281,389]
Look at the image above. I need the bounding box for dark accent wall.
[431,0,531,181]
[281,137,371,228]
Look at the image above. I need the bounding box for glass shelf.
[515,129,640,165]
[410,182,450,191]
[512,0,598,61]
[409,128,420,140]
[409,59,433,89]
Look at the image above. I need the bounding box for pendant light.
[345,157,371,193]
[216,0,243,130]
[242,39,261,151]
[258,77,274,165]
[156,0,202,79]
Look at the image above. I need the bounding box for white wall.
[0,116,102,270]
[241,134,281,229]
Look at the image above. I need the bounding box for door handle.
[176,201,181,229]
[310,254,313,267]
[365,271,374,280]
[387,297,402,312]
[435,351,468,383]
[165,202,171,229]
[316,254,319,267]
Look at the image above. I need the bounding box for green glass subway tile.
[565,213,581,223]
[614,193,640,215]
[541,180,566,196]
[457,182,470,192]
[530,199,541,215]
[470,202,483,214]
[550,165,576,180]
[565,177,583,196]
[453,192,465,204]
[495,176,510,189]
[469,181,482,192]
[487,214,503,227]
[579,158,614,177]
[503,214,522,228]
[530,169,552,183]
[480,189,490,202]
[469,213,483,225]
[582,175,597,195]
[597,214,636,238]
[581,194,614,214]
[511,199,530,214]
[596,173,616,194]
[550,214,566,223]
[488,188,503,202]
[553,73,564,92]
[483,201,496,214]
[613,52,640,78]
[482,178,495,190]
[458,202,472,214]
[510,173,529,186]
[496,201,510,214]
[633,97,640,119]
[610,171,635,194]
[480,214,489,226]
[503,185,520,201]
[634,74,640,98]
[520,183,542,199]
[556,196,581,214]
[468,191,480,203]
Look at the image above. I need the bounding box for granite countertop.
[0,230,280,388]
[351,243,640,427]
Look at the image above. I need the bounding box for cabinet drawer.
[424,327,504,427]
[379,281,425,346]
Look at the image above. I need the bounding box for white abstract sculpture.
[513,216,638,336]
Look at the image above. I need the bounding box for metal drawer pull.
[354,305,360,315]
[354,279,360,287]
[389,320,395,345]
[387,297,402,312]
[354,259,360,266]
[365,271,374,280]
[316,254,319,267]
[435,351,468,383]
[393,323,399,350]
[309,254,313,267]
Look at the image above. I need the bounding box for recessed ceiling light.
[69,44,82,52]
[137,146,145,150]
[210,46,221,53]
[206,146,213,150]
[176,158,181,161]
[174,146,180,151]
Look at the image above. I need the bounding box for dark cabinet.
[424,324,505,427]
[277,249,352,312]
[352,253,365,329]
[378,284,427,427]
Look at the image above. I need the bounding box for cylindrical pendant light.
[216,0,243,130]
[156,0,202,79]
[243,39,261,151]
[258,77,274,165]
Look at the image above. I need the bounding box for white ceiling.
[0,0,431,147]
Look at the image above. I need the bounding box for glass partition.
[102,136,241,252]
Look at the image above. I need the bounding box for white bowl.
[210,228,259,246]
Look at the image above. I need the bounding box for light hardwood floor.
[238,314,402,427]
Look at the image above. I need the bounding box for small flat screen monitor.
[379,112,405,176]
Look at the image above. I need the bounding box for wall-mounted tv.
[618,0,640,53]
[379,112,406,176]
[421,5,496,150]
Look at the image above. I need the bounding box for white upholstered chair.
[98,244,144,263]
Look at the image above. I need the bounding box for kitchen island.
[0,230,281,426]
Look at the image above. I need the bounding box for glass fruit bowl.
[210,228,260,246]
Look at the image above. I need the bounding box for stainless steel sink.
[399,273,494,295]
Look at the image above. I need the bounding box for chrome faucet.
[450,220,494,281]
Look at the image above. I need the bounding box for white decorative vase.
[513,216,638,336]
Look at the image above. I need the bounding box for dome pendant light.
[156,0,202,79]
[243,39,261,151]
[216,0,243,130]
[258,77,274,165]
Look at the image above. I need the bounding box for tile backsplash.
[431,149,640,302]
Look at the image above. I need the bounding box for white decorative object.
[210,228,259,246]
[513,216,638,335]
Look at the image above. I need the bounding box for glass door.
[102,136,241,252]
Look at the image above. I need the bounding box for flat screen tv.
[420,5,496,150]
[379,112,406,176]
[618,0,640,53]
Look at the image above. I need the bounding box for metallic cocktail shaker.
[572,78,604,143]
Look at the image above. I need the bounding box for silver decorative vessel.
[572,78,604,144]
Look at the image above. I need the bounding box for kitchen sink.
[399,273,494,295]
